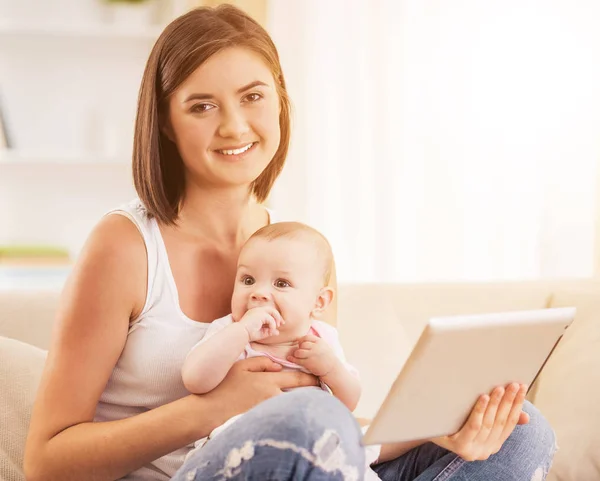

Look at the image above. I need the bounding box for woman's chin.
[216,166,271,188]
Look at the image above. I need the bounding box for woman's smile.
[213,141,259,161]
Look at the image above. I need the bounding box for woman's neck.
[175,185,259,249]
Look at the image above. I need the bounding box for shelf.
[0,21,163,40]
[0,149,130,165]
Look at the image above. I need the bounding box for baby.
[182,221,381,477]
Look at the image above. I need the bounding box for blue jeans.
[172,389,556,481]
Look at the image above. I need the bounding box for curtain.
[268,0,600,283]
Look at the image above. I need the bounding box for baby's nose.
[250,290,269,303]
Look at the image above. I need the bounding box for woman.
[24,5,556,481]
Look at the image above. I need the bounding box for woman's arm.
[182,321,249,394]
[24,215,218,481]
[24,217,299,481]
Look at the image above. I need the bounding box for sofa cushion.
[0,337,47,481]
[531,288,600,481]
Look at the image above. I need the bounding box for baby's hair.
[248,222,333,285]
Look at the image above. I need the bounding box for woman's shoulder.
[106,198,153,231]
[86,208,147,263]
[67,202,148,320]
[80,199,149,267]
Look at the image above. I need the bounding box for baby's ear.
[312,287,334,317]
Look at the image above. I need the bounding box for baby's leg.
[172,389,365,481]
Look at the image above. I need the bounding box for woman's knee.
[177,389,366,481]
[522,401,557,451]
[507,401,557,477]
[242,389,366,470]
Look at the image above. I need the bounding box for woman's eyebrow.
[183,80,270,103]
[236,80,269,94]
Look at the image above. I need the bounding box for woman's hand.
[431,383,530,461]
[204,357,319,428]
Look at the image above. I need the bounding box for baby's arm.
[288,331,361,411]
[182,319,248,394]
[321,359,362,411]
[182,307,283,394]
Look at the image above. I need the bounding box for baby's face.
[231,236,326,343]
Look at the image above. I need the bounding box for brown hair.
[133,4,292,224]
[248,222,333,285]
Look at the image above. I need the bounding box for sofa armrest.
[0,336,47,481]
[0,290,60,350]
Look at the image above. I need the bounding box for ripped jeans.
[171,389,556,481]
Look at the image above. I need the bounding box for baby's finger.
[287,355,303,365]
[297,334,319,344]
[291,349,311,359]
[300,341,314,350]
[262,314,277,329]
[264,307,285,326]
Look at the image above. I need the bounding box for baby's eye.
[242,276,255,286]
[275,279,290,288]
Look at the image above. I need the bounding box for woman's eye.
[191,103,214,113]
[275,279,290,288]
[242,276,255,286]
[244,92,263,103]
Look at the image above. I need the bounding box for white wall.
[0,0,159,257]
[268,0,600,282]
[0,162,134,254]
[3,0,600,280]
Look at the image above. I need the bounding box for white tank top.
[93,198,274,480]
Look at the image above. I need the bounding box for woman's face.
[166,47,281,191]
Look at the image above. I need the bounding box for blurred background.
[1,0,600,288]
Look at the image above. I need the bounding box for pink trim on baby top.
[243,325,321,371]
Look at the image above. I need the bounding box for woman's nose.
[218,107,250,139]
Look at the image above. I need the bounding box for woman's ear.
[312,287,334,318]
[160,113,175,143]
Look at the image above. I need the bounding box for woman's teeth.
[218,143,254,155]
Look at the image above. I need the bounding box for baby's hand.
[288,334,338,377]
[237,307,284,341]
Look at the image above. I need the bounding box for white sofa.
[1,279,599,481]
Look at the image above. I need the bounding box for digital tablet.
[363,307,575,445]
